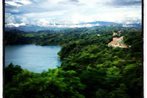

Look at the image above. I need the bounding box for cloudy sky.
[5,0,142,27]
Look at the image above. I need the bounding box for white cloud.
[6,22,26,27]
[36,19,50,27]
[16,0,32,5]
[5,0,142,27]
[5,0,32,7]
[5,13,16,24]
[5,1,22,7]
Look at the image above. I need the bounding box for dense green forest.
[5,26,123,45]
[4,26,143,98]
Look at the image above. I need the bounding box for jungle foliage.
[4,26,143,98]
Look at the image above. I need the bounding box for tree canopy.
[4,26,143,98]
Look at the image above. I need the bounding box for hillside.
[4,27,143,98]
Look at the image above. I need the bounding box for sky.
[5,0,142,27]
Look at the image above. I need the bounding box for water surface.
[5,45,61,73]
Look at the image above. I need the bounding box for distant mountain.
[122,23,142,28]
[6,25,50,32]
[80,21,119,26]
[5,21,142,32]
[5,25,64,32]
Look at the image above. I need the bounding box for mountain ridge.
[5,21,142,32]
